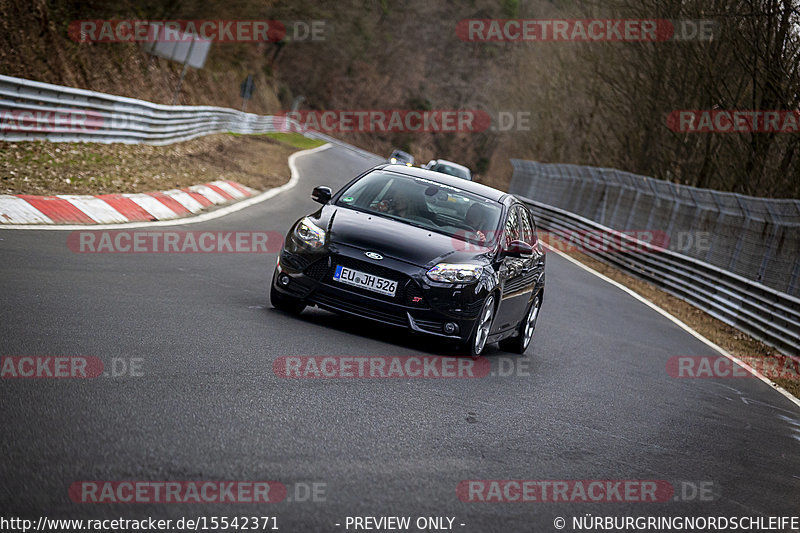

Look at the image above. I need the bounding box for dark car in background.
[423,159,472,180]
[388,149,414,166]
[271,164,545,356]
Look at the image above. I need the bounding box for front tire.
[465,295,496,357]
[270,275,306,314]
[499,294,541,354]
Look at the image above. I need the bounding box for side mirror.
[503,240,533,258]
[311,186,332,204]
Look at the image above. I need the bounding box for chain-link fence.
[510,159,800,298]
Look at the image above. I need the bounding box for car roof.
[375,164,508,202]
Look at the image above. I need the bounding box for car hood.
[326,207,491,268]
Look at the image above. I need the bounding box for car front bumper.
[272,245,488,342]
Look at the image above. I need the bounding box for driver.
[465,202,490,243]
[373,188,421,218]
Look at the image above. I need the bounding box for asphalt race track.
[1,145,799,531]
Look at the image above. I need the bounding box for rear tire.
[499,294,541,354]
[270,276,306,314]
[465,295,496,357]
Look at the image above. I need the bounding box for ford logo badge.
[365,252,383,260]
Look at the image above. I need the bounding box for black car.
[271,164,545,356]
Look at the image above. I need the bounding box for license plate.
[333,265,398,297]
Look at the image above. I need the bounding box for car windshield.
[431,163,469,179]
[335,170,502,246]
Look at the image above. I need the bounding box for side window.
[504,207,521,247]
[347,177,391,208]
[517,206,536,245]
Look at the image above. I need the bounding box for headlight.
[426,263,482,283]
[390,157,398,163]
[293,216,326,248]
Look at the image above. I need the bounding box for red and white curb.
[0,180,258,225]
[0,143,331,230]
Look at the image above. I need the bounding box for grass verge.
[0,133,321,196]
[231,132,327,150]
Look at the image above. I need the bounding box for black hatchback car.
[271,164,545,356]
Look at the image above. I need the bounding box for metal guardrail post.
[728,194,751,274]
[789,258,800,297]
[758,202,780,285]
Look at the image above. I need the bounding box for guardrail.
[0,74,288,144]
[0,74,379,162]
[519,197,800,357]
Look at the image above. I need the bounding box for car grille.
[310,292,407,327]
[304,258,330,280]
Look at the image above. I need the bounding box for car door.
[492,205,530,333]
[517,205,544,296]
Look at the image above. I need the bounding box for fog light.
[279,274,291,286]
[443,322,459,335]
